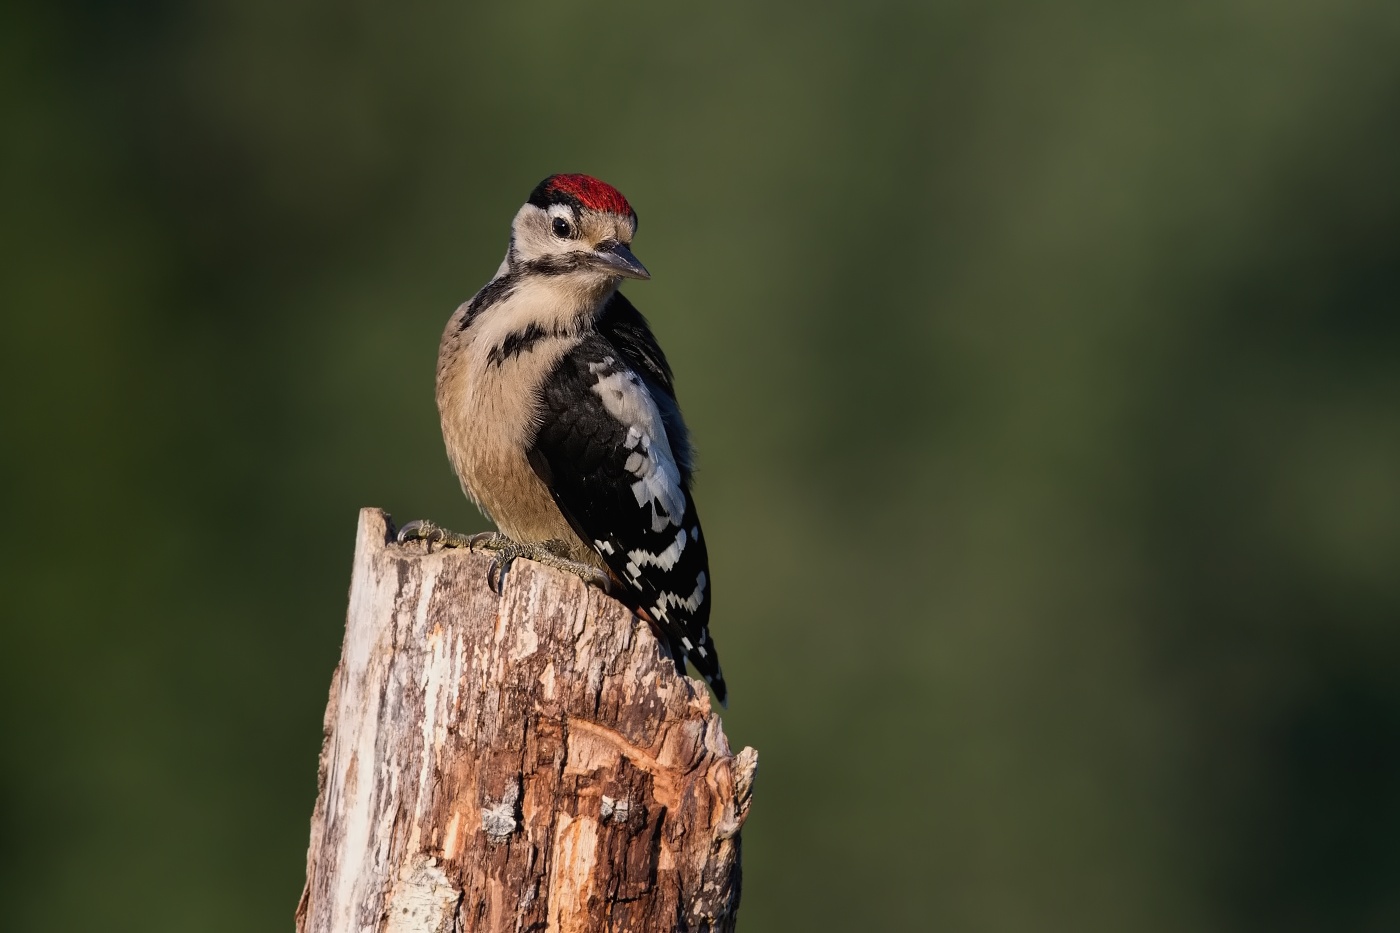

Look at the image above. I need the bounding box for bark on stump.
[297,508,756,933]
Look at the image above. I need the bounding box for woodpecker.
[399,174,726,705]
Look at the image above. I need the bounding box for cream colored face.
[509,202,639,267]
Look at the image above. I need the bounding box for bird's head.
[507,174,649,283]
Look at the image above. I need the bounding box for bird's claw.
[488,541,611,596]
[395,519,478,551]
[396,519,437,546]
[486,550,519,595]
[396,523,608,596]
[468,531,509,552]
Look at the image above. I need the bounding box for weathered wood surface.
[297,508,756,933]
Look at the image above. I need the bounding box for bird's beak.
[591,241,651,280]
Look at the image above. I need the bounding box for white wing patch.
[588,357,686,532]
[627,527,688,573]
[652,571,708,620]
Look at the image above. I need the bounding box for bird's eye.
[551,217,573,238]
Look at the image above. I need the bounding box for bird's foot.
[395,519,479,550]
[396,522,609,595]
[478,538,613,595]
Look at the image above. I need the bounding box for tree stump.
[296,508,756,933]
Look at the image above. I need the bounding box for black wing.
[528,335,725,704]
[597,290,676,399]
[597,291,695,481]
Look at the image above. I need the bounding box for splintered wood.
[297,509,756,933]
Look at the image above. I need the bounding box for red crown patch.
[531,174,634,216]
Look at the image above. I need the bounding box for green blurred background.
[4,1,1399,930]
